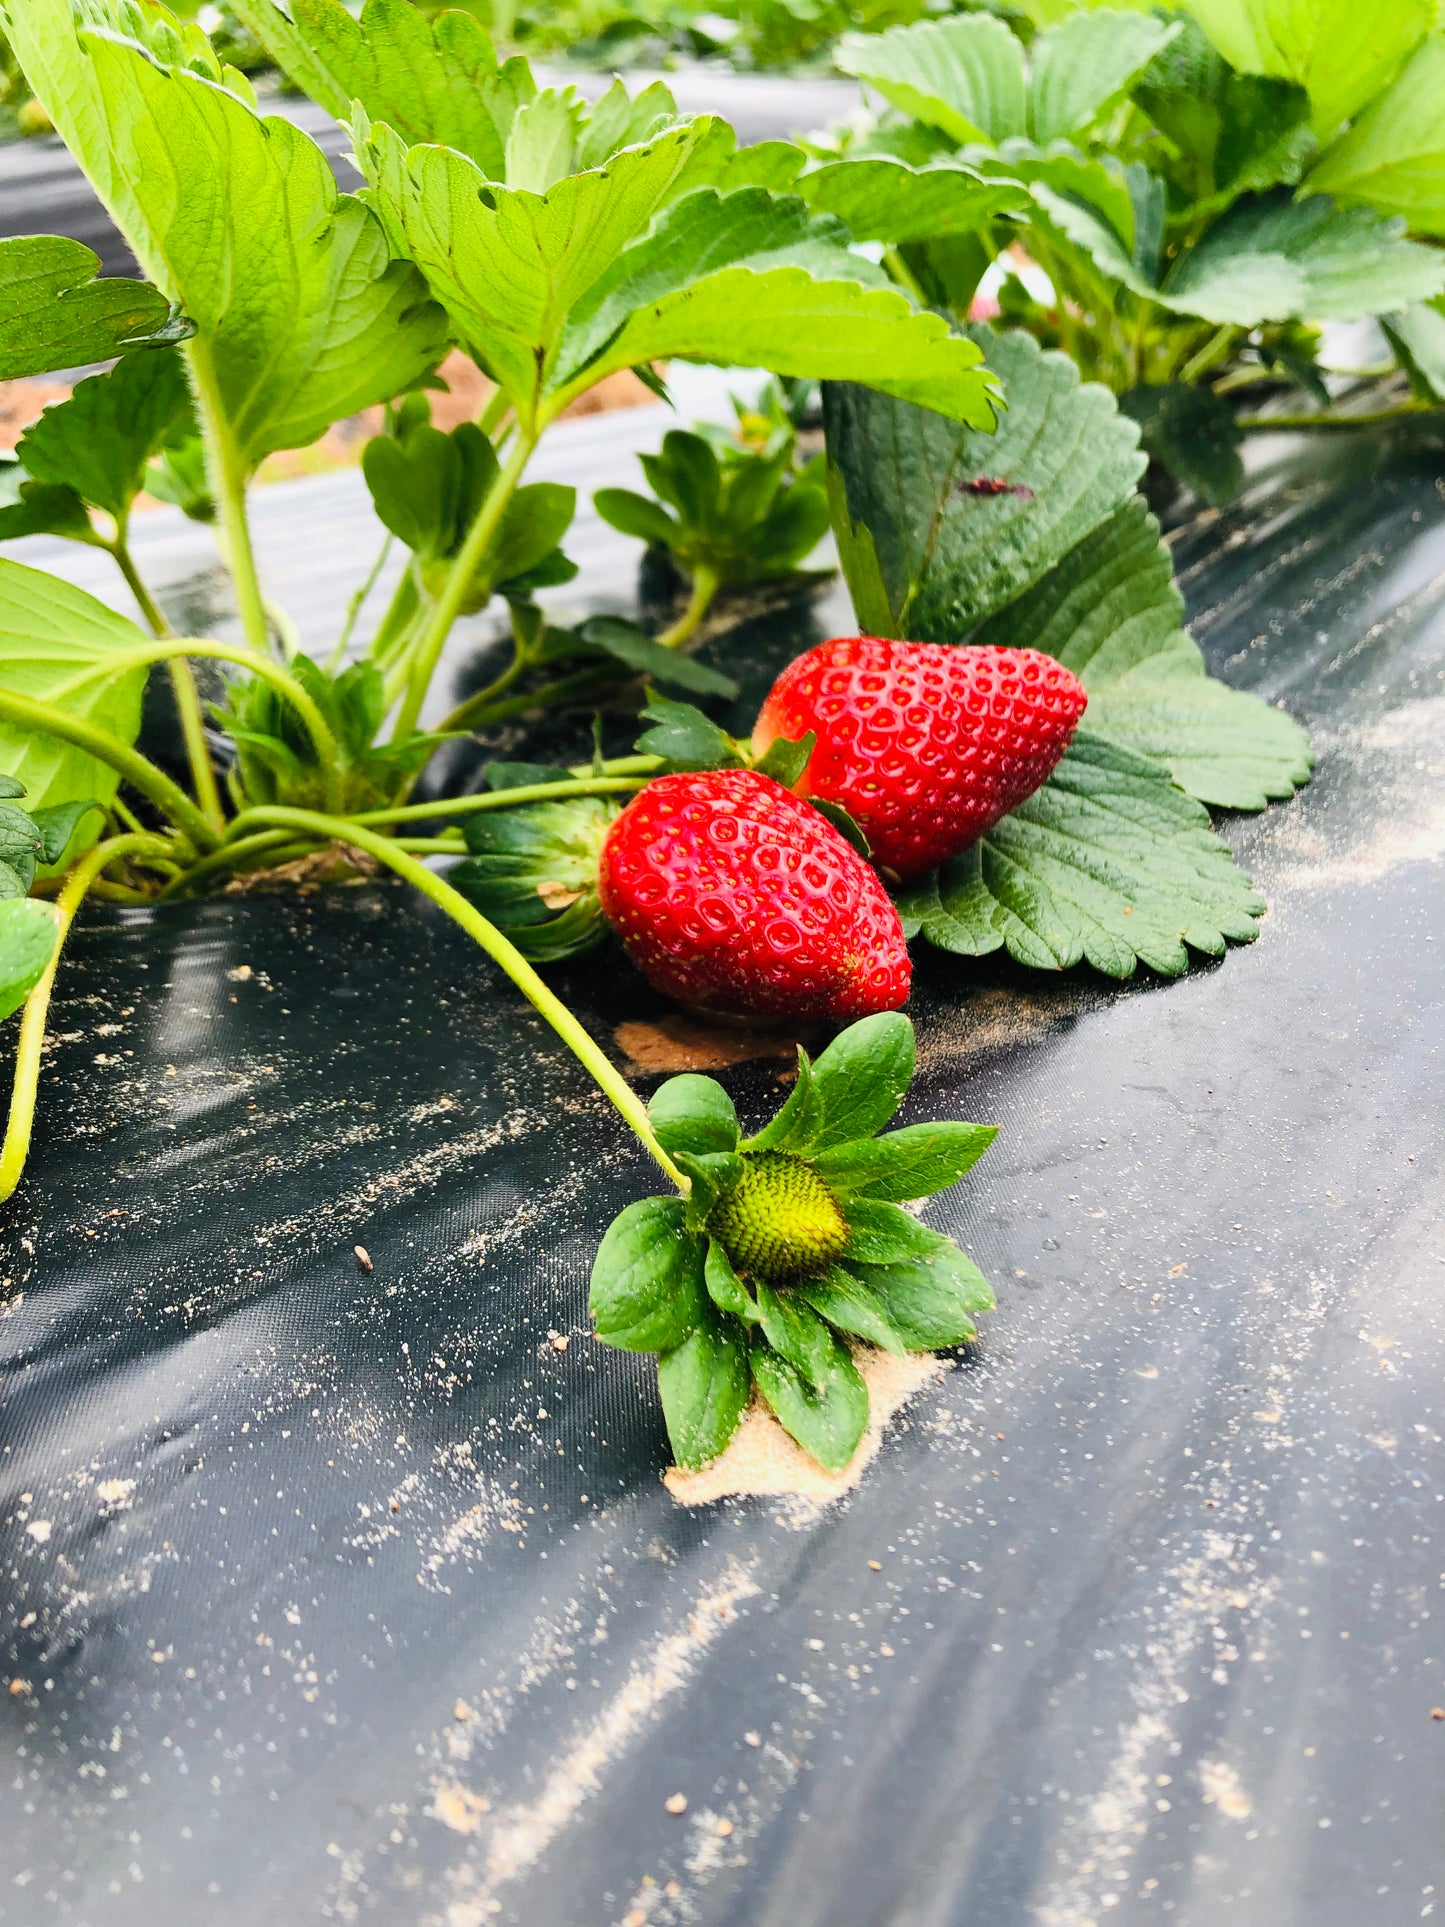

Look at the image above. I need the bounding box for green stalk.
[393,429,539,743]
[1237,403,1443,433]
[0,689,218,852]
[329,533,394,671]
[158,828,295,898]
[655,563,721,651]
[0,834,167,1202]
[368,561,423,672]
[185,337,271,659]
[1176,324,1242,386]
[238,806,686,1189]
[438,663,621,737]
[111,526,227,837]
[349,776,648,828]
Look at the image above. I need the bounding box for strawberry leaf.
[841,1248,993,1348]
[804,1011,915,1151]
[795,1268,909,1356]
[792,158,1029,245]
[753,1281,837,1391]
[0,235,183,381]
[813,1122,997,1202]
[0,898,59,1025]
[750,1330,869,1471]
[657,1310,751,1469]
[589,1196,707,1353]
[649,1075,741,1159]
[14,348,192,522]
[704,1240,758,1323]
[898,732,1268,978]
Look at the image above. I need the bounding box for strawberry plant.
[811,0,1445,501]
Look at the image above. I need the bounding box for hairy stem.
[1237,403,1443,433]
[393,429,539,743]
[112,529,227,836]
[185,338,271,659]
[0,834,166,1203]
[329,533,394,671]
[240,806,686,1188]
[349,776,648,828]
[0,688,218,852]
[655,563,721,650]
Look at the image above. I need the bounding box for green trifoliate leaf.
[1026,9,1180,145]
[842,1247,993,1348]
[837,16,1027,146]
[576,617,738,701]
[1304,35,1445,234]
[704,1239,758,1323]
[1159,189,1445,325]
[0,235,183,382]
[649,1074,741,1159]
[1184,0,1433,140]
[450,791,619,963]
[634,700,743,771]
[805,1012,916,1151]
[751,1330,869,1472]
[813,1122,998,1202]
[753,1281,837,1391]
[1119,384,1243,508]
[4,6,447,473]
[794,159,1029,245]
[823,327,1146,641]
[795,1268,909,1356]
[0,559,149,820]
[658,1310,751,1470]
[15,348,192,521]
[972,497,1314,809]
[899,732,1268,978]
[589,1196,707,1353]
[0,898,59,1023]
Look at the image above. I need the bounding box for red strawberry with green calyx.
[597,768,910,1020]
[752,636,1088,880]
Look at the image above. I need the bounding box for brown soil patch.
[614,1012,823,1074]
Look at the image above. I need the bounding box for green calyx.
[707,1150,850,1282]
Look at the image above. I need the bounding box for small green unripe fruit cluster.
[707,1151,849,1282]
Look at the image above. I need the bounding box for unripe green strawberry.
[597,768,910,1020]
[753,635,1087,879]
[707,1151,850,1281]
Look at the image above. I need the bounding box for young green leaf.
[29,799,102,867]
[593,488,679,549]
[649,1074,741,1158]
[842,1248,993,1348]
[657,1311,751,1469]
[0,559,150,818]
[898,732,1268,978]
[0,235,183,382]
[0,474,96,546]
[813,1122,998,1202]
[836,16,1027,147]
[0,897,59,1024]
[15,348,192,521]
[795,1268,909,1356]
[1304,35,1445,234]
[589,1195,707,1352]
[823,327,1145,641]
[634,700,742,770]
[750,1330,869,1471]
[363,423,498,563]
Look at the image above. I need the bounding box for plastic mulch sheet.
[2,424,1443,1926]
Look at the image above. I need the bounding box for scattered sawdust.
[1199,1758,1253,1819]
[664,1349,943,1508]
[95,1479,135,1510]
[23,1519,52,1543]
[431,1781,491,1834]
[614,1012,820,1073]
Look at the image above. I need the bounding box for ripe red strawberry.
[598,768,910,1020]
[753,636,1088,879]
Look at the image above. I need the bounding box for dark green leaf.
[843,1246,993,1348]
[843,1198,952,1266]
[1119,383,1244,507]
[28,799,102,866]
[483,761,573,792]
[705,1239,758,1323]
[807,1012,915,1150]
[589,1196,707,1353]
[744,1047,824,1153]
[649,1074,740,1158]
[0,235,182,381]
[676,1151,741,1232]
[0,802,42,895]
[578,618,738,700]
[658,1310,751,1469]
[593,487,679,548]
[362,422,497,562]
[488,483,576,591]
[795,1268,908,1355]
[0,897,59,1023]
[634,700,742,770]
[15,348,191,519]
[813,1122,997,1202]
[753,1280,837,1390]
[808,798,871,859]
[753,731,814,789]
[751,1330,869,1472]
[0,478,95,544]
[0,776,24,800]
[899,731,1268,978]
[1382,300,1445,403]
[823,326,1145,641]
